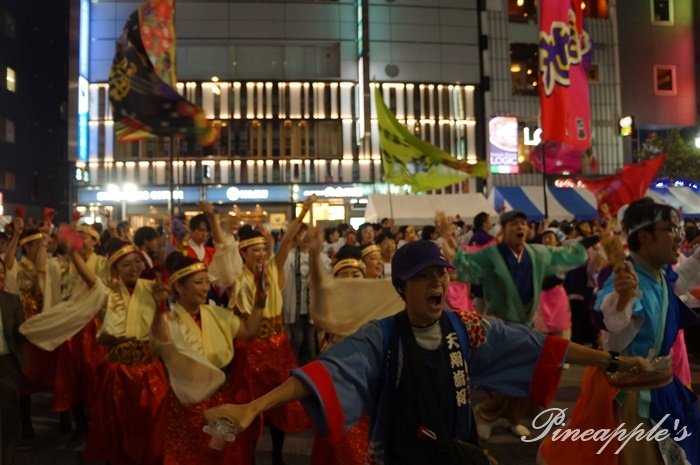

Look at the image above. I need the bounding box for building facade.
[73,0,483,227]
[0,0,70,221]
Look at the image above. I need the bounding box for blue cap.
[499,210,527,225]
[391,240,452,283]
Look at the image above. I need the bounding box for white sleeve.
[20,279,107,351]
[598,292,643,352]
[208,235,243,290]
[151,315,226,404]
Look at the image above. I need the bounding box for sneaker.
[509,423,531,438]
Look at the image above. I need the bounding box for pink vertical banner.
[539,0,591,150]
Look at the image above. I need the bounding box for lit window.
[651,0,673,25]
[508,0,537,23]
[582,0,609,18]
[510,43,539,96]
[653,65,676,96]
[6,67,15,92]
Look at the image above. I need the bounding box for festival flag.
[375,88,487,192]
[109,0,217,145]
[529,141,583,174]
[539,0,591,151]
[583,155,666,215]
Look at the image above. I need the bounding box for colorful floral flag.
[109,0,217,145]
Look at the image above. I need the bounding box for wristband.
[606,351,620,373]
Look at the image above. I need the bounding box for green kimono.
[454,242,587,325]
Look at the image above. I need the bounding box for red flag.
[583,155,666,215]
[539,0,591,149]
[529,141,583,174]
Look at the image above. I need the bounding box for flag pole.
[541,142,549,219]
[387,185,394,222]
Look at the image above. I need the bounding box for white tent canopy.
[364,194,497,226]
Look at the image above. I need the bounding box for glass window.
[510,43,539,96]
[6,67,15,92]
[315,121,341,159]
[651,0,673,25]
[653,65,676,95]
[508,0,537,23]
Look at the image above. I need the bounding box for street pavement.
[16,361,700,465]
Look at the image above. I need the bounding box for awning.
[490,185,700,222]
[364,194,497,226]
[489,186,599,222]
[646,187,700,218]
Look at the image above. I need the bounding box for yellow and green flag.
[375,88,486,192]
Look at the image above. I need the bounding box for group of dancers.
[1,195,699,465]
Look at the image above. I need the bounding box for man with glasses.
[539,197,700,465]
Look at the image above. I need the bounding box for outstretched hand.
[204,403,256,436]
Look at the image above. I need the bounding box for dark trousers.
[0,354,22,465]
[286,315,317,366]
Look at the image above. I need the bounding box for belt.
[107,340,156,365]
[258,315,284,339]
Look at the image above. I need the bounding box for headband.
[624,208,667,236]
[77,225,101,242]
[19,232,44,247]
[170,261,207,284]
[332,258,365,276]
[108,244,139,267]
[239,236,266,250]
[361,244,381,258]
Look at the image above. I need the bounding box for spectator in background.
[396,225,417,249]
[375,231,396,278]
[681,218,700,257]
[115,221,132,242]
[133,227,161,269]
[420,225,438,242]
[468,212,495,247]
[183,214,215,265]
[343,228,358,247]
[357,223,375,247]
[0,257,26,465]
[322,226,340,259]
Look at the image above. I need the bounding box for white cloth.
[187,239,207,262]
[208,234,243,290]
[19,279,107,351]
[311,276,404,336]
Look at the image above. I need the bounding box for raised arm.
[307,226,327,317]
[274,195,316,281]
[4,217,23,271]
[69,247,98,289]
[199,202,225,245]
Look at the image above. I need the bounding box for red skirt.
[163,350,262,465]
[234,331,310,433]
[311,415,369,465]
[85,354,168,465]
[52,319,106,412]
[21,342,56,395]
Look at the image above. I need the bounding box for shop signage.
[205,185,290,203]
[78,186,200,204]
[295,184,369,200]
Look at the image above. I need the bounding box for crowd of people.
[0,196,699,465]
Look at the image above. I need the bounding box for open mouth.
[516,232,525,238]
[427,293,443,307]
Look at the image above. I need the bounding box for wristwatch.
[606,351,620,373]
